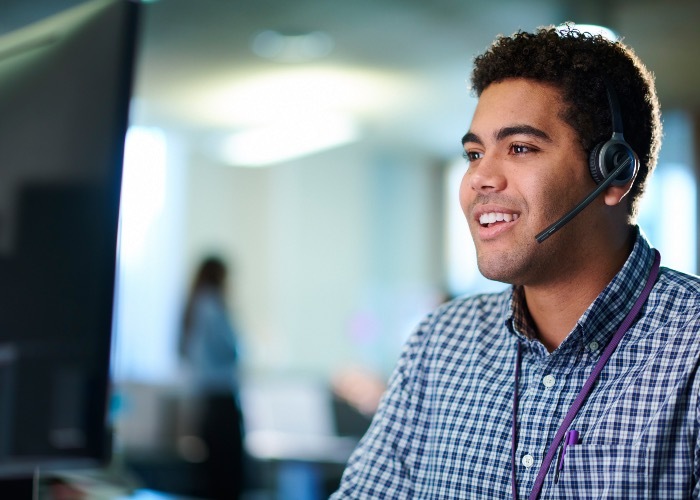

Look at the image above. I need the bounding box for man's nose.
[467,156,506,192]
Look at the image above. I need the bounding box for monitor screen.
[0,0,139,477]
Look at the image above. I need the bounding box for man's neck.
[523,280,606,352]
[523,232,635,352]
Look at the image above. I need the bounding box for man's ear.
[603,175,636,206]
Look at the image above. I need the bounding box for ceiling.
[4,0,700,164]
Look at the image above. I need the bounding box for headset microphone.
[535,82,639,243]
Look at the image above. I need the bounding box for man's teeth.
[479,212,519,225]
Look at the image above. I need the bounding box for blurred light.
[114,126,181,383]
[217,113,359,167]
[119,127,167,263]
[185,67,408,128]
[638,163,697,274]
[251,30,334,63]
[557,23,618,41]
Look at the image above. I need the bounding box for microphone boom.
[535,157,632,243]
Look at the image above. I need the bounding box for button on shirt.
[332,230,700,499]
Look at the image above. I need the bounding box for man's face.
[460,78,596,286]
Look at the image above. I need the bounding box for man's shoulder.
[656,267,700,302]
[413,287,512,344]
[649,266,700,325]
[659,265,700,285]
[397,288,514,378]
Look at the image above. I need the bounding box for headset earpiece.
[587,82,639,187]
[588,139,637,186]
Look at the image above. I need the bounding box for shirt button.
[588,341,599,351]
[542,374,556,388]
[522,454,535,468]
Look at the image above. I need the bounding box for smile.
[479,212,520,227]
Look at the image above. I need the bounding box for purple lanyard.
[510,250,661,500]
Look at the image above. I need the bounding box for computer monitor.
[0,0,139,477]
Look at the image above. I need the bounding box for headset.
[535,81,640,242]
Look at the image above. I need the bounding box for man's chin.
[477,265,516,285]
[476,256,529,286]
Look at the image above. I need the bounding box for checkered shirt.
[332,230,700,499]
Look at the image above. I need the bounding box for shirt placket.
[514,341,583,499]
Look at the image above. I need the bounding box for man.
[332,26,700,498]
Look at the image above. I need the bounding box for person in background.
[333,25,700,498]
[180,256,245,499]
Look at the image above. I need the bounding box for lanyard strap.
[511,344,522,499]
[511,249,660,500]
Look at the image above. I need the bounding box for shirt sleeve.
[331,315,432,499]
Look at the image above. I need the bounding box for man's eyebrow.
[461,132,481,145]
[495,124,552,142]
[462,125,552,146]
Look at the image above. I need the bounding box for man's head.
[460,26,661,286]
[470,25,661,219]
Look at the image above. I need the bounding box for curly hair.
[471,25,661,218]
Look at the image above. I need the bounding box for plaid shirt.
[332,230,700,499]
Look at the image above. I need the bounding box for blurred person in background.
[180,256,245,499]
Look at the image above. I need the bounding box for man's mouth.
[478,212,520,228]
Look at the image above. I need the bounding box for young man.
[332,26,700,498]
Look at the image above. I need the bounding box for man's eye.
[463,151,483,162]
[511,144,531,154]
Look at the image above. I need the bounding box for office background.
[3,0,700,498]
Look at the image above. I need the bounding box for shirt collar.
[505,227,656,353]
[576,227,655,349]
